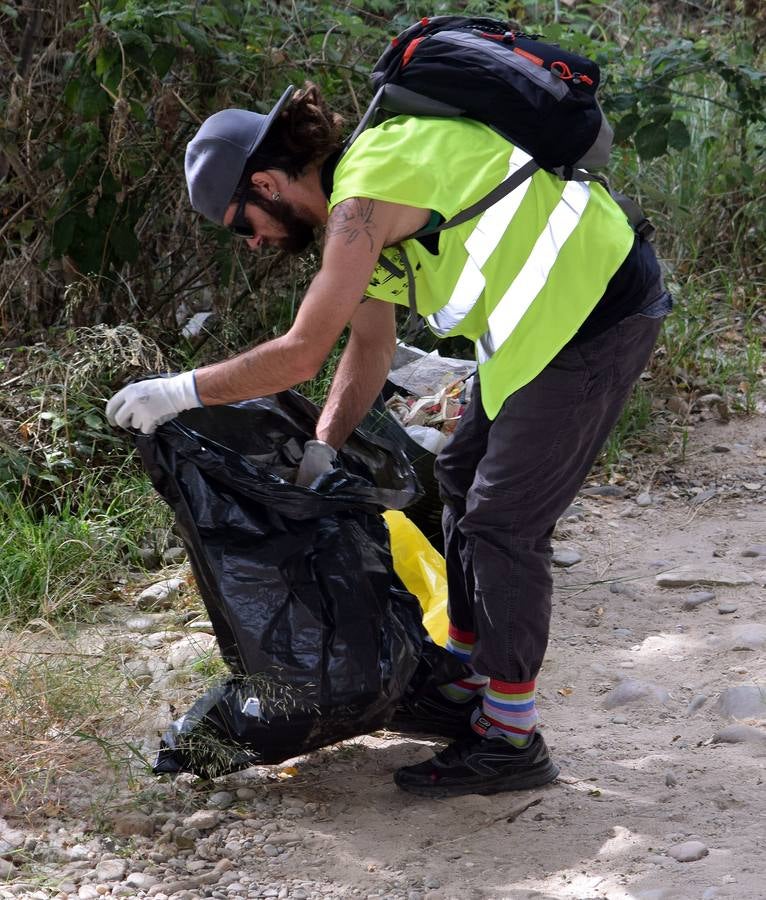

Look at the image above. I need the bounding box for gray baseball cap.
[185,84,295,225]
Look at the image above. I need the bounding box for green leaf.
[176,20,211,55]
[108,222,140,263]
[117,29,155,62]
[667,119,691,151]
[63,78,82,111]
[84,413,104,430]
[130,100,147,123]
[51,214,76,255]
[95,46,119,78]
[613,112,641,144]
[611,93,637,111]
[634,124,668,160]
[150,42,176,77]
[101,169,121,196]
[649,104,674,126]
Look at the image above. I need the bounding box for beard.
[247,191,316,254]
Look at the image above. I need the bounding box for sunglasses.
[229,190,255,239]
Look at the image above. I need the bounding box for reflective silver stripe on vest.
[426,146,534,337]
[477,180,591,364]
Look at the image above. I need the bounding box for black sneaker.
[387,686,480,740]
[394,729,559,797]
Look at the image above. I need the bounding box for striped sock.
[437,625,489,702]
[481,678,538,747]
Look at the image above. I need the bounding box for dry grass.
[0,622,156,819]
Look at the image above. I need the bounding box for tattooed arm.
[195,197,426,407]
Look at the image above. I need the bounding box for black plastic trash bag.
[136,390,461,778]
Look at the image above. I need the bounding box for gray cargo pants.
[435,299,668,683]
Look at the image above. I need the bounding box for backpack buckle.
[635,217,656,242]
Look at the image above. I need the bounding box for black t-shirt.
[572,234,663,341]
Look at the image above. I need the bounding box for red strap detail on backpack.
[420,16,430,26]
[402,36,425,68]
[513,46,544,66]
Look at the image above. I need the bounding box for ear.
[249,170,277,198]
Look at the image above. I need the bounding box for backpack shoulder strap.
[408,157,539,238]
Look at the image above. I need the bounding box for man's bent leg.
[395,311,664,795]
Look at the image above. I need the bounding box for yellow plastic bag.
[384,510,448,646]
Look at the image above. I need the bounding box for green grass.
[0,467,172,625]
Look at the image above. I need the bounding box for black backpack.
[346,15,651,243]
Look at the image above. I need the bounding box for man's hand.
[296,439,337,487]
[106,372,202,434]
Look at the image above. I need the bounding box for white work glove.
[106,372,202,434]
[295,439,337,487]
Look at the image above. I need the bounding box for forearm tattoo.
[326,199,376,253]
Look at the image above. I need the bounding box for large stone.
[656,566,753,588]
[712,724,766,745]
[166,633,217,670]
[727,623,766,651]
[667,841,709,862]
[136,577,185,611]
[603,678,671,710]
[714,685,766,719]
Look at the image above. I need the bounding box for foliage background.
[0,0,764,619]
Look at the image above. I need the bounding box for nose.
[246,234,262,251]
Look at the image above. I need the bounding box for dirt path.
[1,414,765,900]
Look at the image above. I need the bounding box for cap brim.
[248,84,295,157]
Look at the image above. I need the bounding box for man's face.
[224,190,315,255]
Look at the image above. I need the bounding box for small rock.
[424,877,441,890]
[611,715,628,725]
[656,566,753,588]
[136,578,185,611]
[78,887,100,900]
[712,724,766,745]
[682,591,716,610]
[665,771,678,787]
[162,546,187,565]
[111,811,155,837]
[603,678,670,710]
[235,787,257,801]
[126,873,160,890]
[667,840,709,862]
[717,603,738,614]
[207,791,235,810]
[94,859,127,882]
[741,544,766,558]
[0,858,14,879]
[714,685,766,719]
[182,810,220,831]
[711,444,731,453]
[125,614,168,633]
[686,693,708,715]
[636,492,653,507]
[263,844,279,858]
[690,487,717,506]
[553,547,582,567]
[136,547,161,570]
[172,828,200,850]
[582,484,626,498]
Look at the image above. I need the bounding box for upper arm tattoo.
[325,199,377,254]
